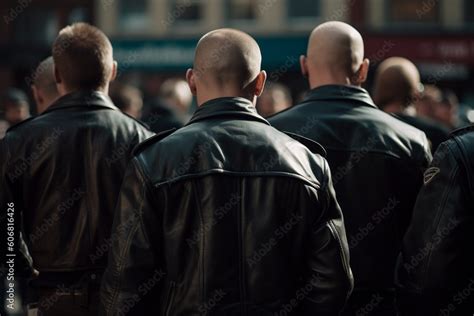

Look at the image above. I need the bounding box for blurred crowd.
[1,18,474,316]
[0,53,467,145]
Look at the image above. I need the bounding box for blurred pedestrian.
[373,57,450,151]
[256,81,292,117]
[0,22,153,316]
[1,88,31,126]
[437,89,459,130]
[159,78,193,121]
[397,125,474,315]
[31,56,59,114]
[101,28,353,316]
[269,21,432,316]
[414,84,441,120]
[109,83,143,119]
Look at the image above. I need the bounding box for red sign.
[364,35,474,65]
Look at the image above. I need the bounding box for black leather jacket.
[397,125,474,316]
[100,97,353,316]
[269,85,432,313]
[0,91,153,283]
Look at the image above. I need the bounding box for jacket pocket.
[164,281,176,316]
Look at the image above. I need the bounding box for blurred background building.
[0,0,473,118]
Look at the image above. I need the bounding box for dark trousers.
[35,285,100,316]
[342,290,397,316]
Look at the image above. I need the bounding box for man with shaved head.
[101,28,353,315]
[374,57,449,151]
[269,21,432,316]
[0,23,153,315]
[31,56,59,113]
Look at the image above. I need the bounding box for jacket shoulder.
[5,116,35,133]
[121,112,151,130]
[283,131,327,157]
[132,128,176,156]
[450,125,474,138]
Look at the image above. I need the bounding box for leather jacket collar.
[303,85,378,109]
[187,97,270,126]
[44,90,119,114]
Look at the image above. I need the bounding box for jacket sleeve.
[100,157,163,316]
[300,158,354,315]
[396,139,471,316]
[0,137,35,278]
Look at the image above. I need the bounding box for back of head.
[373,57,421,110]
[190,28,264,103]
[1,88,30,124]
[416,84,441,118]
[32,56,59,113]
[53,23,114,92]
[257,82,292,117]
[305,21,366,86]
[160,79,193,114]
[109,83,143,119]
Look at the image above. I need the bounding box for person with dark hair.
[256,81,292,117]
[0,22,153,316]
[1,88,31,126]
[437,89,460,130]
[160,78,193,120]
[101,28,353,316]
[397,125,474,315]
[269,21,432,316]
[31,56,59,114]
[109,83,143,119]
[373,57,450,152]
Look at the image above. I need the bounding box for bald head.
[373,57,421,110]
[302,21,368,88]
[188,28,266,105]
[32,57,59,113]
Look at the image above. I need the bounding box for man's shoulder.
[447,125,474,157]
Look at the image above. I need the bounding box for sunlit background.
[0,0,473,119]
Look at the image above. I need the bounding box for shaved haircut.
[307,21,365,77]
[193,28,262,90]
[53,23,113,91]
[33,57,58,100]
[373,57,421,109]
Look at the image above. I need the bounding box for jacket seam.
[420,144,459,290]
[153,169,321,190]
[192,179,206,306]
[105,173,145,315]
[327,219,351,299]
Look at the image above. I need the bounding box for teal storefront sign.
[112,36,308,72]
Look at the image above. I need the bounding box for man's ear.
[54,64,62,84]
[354,58,370,85]
[300,55,308,78]
[31,85,42,107]
[186,68,197,95]
[110,61,118,82]
[254,70,267,97]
